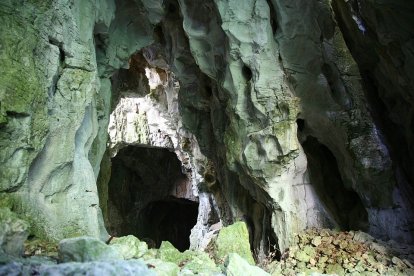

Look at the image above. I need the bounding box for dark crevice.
[102,145,198,251]
[321,63,352,109]
[360,71,414,203]
[263,212,280,261]
[163,0,181,21]
[5,111,30,118]
[296,118,305,132]
[48,37,65,64]
[331,0,414,210]
[242,64,253,82]
[302,136,368,231]
[266,0,278,35]
[47,38,66,98]
[153,24,166,46]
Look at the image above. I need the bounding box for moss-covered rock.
[109,235,148,259]
[181,250,220,274]
[211,221,254,265]
[0,207,29,256]
[157,241,220,274]
[58,236,122,263]
[224,253,269,276]
[145,258,180,276]
[158,241,184,264]
[142,248,158,260]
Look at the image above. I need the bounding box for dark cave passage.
[138,198,198,251]
[102,145,199,251]
[302,136,368,231]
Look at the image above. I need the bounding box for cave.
[3,0,414,273]
[302,136,368,231]
[137,198,198,251]
[104,145,199,251]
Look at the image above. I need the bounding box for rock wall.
[0,0,413,257]
[0,0,157,240]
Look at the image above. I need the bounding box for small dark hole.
[168,3,177,13]
[154,24,165,45]
[242,65,252,81]
[205,85,212,97]
[296,119,305,132]
[270,18,278,35]
[204,173,215,184]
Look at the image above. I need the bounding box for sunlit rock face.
[0,0,413,257]
[102,53,213,249]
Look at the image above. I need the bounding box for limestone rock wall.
[0,0,413,256]
[1,0,110,240]
[331,0,414,243]
[0,0,156,240]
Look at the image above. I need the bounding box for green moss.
[213,221,255,265]
[181,250,219,274]
[144,258,179,276]
[157,242,219,274]
[142,248,158,260]
[109,235,148,259]
[157,241,183,264]
[0,194,15,209]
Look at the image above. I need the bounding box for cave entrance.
[105,145,198,251]
[138,198,198,251]
[302,136,368,231]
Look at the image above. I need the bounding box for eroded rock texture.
[0,0,413,261]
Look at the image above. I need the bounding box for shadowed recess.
[103,145,198,251]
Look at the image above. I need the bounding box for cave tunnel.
[301,136,368,231]
[138,198,198,251]
[103,145,199,251]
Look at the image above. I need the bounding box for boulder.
[157,241,220,274]
[0,260,155,276]
[157,241,184,264]
[181,250,220,274]
[109,235,148,259]
[144,258,179,276]
[224,253,269,276]
[212,221,254,264]
[0,207,29,256]
[58,236,122,263]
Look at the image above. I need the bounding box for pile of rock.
[0,221,271,275]
[268,228,414,275]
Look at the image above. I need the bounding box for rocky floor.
[1,224,414,275]
[267,229,414,276]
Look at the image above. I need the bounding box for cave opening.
[138,198,198,251]
[302,136,368,231]
[104,145,199,251]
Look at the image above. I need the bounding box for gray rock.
[0,207,29,256]
[58,236,122,263]
[0,260,155,276]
